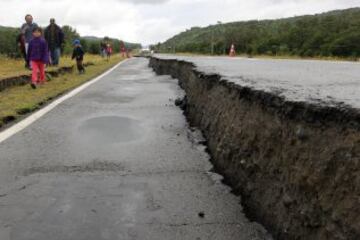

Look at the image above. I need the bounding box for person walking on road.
[44,18,64,66]
[106,43,113,61]
[27,27,49,89]
[21,14,38,68]
[72,39,85,74]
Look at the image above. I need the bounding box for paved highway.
[0,58,270,240]
[155,55,360,109]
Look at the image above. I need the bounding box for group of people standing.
[18,14,85,89]
[19,14,64,68]
[100,41,113,60]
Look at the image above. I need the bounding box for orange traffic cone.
[229,44,236,57]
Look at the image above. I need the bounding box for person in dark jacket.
[44,18,64,66]
[27,27,49,89]
[16,33,26,62]
[72,39,85,74]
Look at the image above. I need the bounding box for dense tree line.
[156,8,360,58]
[0,25,141,57]
[0,26,19,56]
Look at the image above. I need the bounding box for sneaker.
[30,83,37,89]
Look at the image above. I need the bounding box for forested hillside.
[0,25,141,57]
[156,8,360,58]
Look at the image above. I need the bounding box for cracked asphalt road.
[0,58,271,240]
[155,54,360,108]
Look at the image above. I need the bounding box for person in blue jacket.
[72,39,85,74]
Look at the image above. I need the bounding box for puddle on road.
[78,116,143,144]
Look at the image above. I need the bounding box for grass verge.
[0,54,116,80]
[0,55,125,129]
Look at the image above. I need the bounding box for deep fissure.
[149,57,360,240]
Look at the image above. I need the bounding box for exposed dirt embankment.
[149,57,360,240]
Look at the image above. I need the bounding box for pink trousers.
[31,61,46,84]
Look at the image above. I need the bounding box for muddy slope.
[149,57,360,240]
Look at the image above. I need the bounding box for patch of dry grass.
[0,54,114,79]
[0,54,124,128]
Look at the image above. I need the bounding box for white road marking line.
[0,59,129,144]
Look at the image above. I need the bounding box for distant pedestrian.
[100,41,107,58]
[44,18,64,66]
[27,27,49,89]
[120,43,126,58]
[106,43,113,60]
[72,39,85,74]
[21,14,38,68]
[229,43,236,57]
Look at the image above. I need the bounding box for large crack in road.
[149,55,360,240]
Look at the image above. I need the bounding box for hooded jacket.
[27,37,49,63]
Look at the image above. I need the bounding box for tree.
[61,25,80,55]
[0,27,20,57]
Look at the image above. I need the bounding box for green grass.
[0,56,31,79]
[0,54,125,128]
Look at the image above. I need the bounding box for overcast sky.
[0,0,359,45]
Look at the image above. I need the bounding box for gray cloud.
[119,0,170,4]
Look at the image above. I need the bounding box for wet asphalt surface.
[155,54,360,109]
[0,58,271,240]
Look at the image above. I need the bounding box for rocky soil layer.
[149,57,360,240]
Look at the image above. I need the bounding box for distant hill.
[157,7,360,58]
[0,26,16,30]
[82,36,141,49]
[82,36,101,41]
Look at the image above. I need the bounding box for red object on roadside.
[229,44,236,57]
[107,46,113,54]
[120,42,128,58]
[121,47,130,58]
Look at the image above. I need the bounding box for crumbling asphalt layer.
[155,55,360,109]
